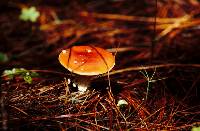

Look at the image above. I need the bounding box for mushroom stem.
[73,75,92,92]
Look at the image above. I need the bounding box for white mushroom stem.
[73,75,92,93]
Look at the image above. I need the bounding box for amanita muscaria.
[58,45,115,92]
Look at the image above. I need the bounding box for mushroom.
[58,45,115,92]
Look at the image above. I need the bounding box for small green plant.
[0,52,8,63]
[2,68,39,84]
[19,6,40,22]
[140,68,157,101]
[117,99,128,107]
[140,68,167,100]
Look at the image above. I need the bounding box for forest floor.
[0,0,200,130]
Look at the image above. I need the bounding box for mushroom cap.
[59,45,115,76]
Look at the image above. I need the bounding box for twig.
[79,11,181,23]
[101,64,200,77]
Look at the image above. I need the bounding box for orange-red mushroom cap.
[59,46,115,76]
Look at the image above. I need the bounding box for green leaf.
[192,126,200,131]
[30,72,39,77]
[23,75,32,84]
[3,70,14,79]
[0,52,8,62]
[19,6,40,22]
